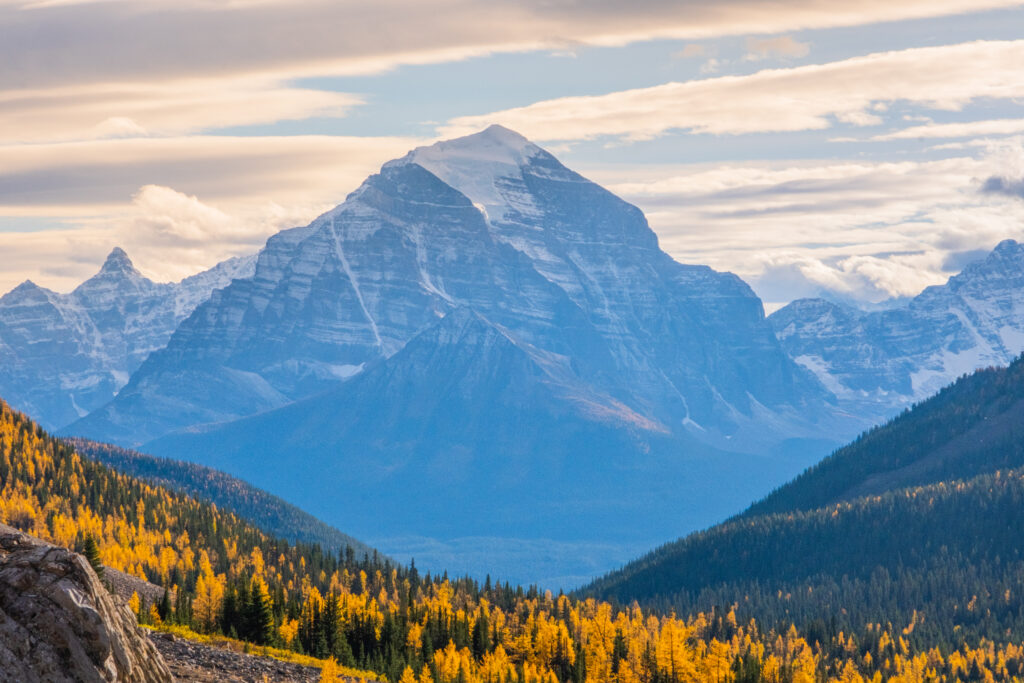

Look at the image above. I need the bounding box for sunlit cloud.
[583,146,1024,305]
[0,134,425,210]
[0,77,362,144]
[2,0,1018,91]
[874,118,1024,141]
[0,134,425,292]
[442,40,1024,140]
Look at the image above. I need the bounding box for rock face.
[770,239,1024,423]
[0,523,172,682]
[0,249,256,430]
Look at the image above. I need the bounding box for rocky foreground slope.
[0,522,172,682]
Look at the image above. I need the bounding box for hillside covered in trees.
[9,397,1024,681]
[68,437,376,558]
[748,355,1024,516]
[584,357,1024,647]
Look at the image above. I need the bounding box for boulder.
[0,523,173,682]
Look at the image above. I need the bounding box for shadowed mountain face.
[770,239,1024,423]
[144,307,800,587]
[68,126,847,585]
[0,249,255,430]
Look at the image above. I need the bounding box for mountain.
[73,126,833,452]
[583,356,1024,644]
[67,438,376,559]
[745,352,1024,516]
[0,248,256,430]
[140,306,803,586]
[64,126,846,584]
[770,239,1024,422]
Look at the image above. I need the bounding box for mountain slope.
[67,438,376,559]
[143,307,797,583]
[7,397,1022,683]
[583,357,1024,643]
[770,239,1024,422]
[0,249,255,430]
[584,466,1024,645]
[746,353,1024,517]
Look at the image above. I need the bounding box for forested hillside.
[7,396,1024,682]
[585,466,1024,644]
[68,437,375,558]
[747,355,1024,517]
[584,358,1024,648]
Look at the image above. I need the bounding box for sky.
[3,0,1024,311]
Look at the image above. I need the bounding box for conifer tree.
[82,534,104,578]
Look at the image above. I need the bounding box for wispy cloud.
[874,118,1024,141]
[0,134,425,291]
[0,134,424,210]
[0,78,362,144]
[441,40,1024,140]
[3,0,1015,92]
[744,35,810,60]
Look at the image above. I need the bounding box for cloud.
[441,40,1024,141]
[674,44,707,59]
[0,134,426,291]
[979,137,1024,199]
[581,148,1024,305]
[1,0,1018,92]
[982,176,1024,198]
[753,252,947,305]
[874,118,1024,141]
[0,134,425,211]
[0,184,317,292]
[744,35,810,60]
[0,77,362,144]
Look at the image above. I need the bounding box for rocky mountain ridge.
[66,126,849,584]
[74,125,834,451]
[0,249,255,430]
[770,239,1024,422]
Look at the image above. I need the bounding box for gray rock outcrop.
[0,523,173,682]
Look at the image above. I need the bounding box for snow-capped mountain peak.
[393,125,550,225]
[0,249,256,429]
[404,124,540,170]
[98,246,139,276]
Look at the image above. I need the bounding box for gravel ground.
[148,630,323,682]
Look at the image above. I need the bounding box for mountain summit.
[0,249,256,429]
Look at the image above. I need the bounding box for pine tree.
[249,576,276,646]
[158,588,172,623]
[82,534,104,578]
